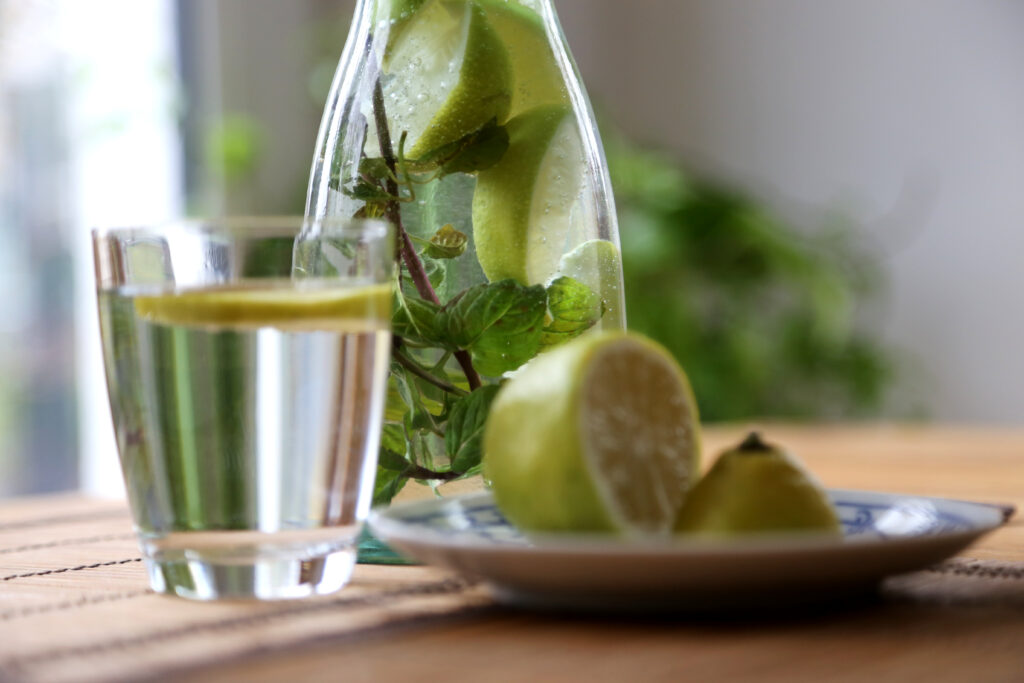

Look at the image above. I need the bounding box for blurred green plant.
[206,114,266,185]
[605,130,893,422]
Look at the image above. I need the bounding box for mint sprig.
[362,76,604,505]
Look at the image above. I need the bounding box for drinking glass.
[93,217,393,600]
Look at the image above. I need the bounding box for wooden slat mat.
[0,495,492,683]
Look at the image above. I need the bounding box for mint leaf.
[372,465,408,506]
[542,276,604,348]
[400,255,447,301]
[437,121,509,176]
[445,385,500,473]
[440,280,547,375]
[384,378,408,422]
[378,447,410,473]
[346,179,394,202]
[380,423,407,456]
[409,119,509,176]
[471,318,544,376]
[442,279,544,348]
[425,224,468,260]
[392,290,444,346]
[358,156,392,181]
[438,280,547,375]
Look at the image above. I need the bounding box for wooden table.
[1,424,1022,682]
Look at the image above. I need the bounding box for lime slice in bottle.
[475,0,568,115]
[472,104,591,285]
[133,282,392,330]
[371,0,513,158]
[483,331,701,535]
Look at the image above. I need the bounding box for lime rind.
[472,103,587,285]
[484,332,617,532]
[475,0,568,116]
[377,0,513,159]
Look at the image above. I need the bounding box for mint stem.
[372,80,482,391]
[394,344,468,397]
[404,464,464,482]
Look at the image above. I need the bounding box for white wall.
[559,0,1024,424]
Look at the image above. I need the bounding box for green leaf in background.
[445,385,501,473]
[601,121,898,421]
[541,276,604,348]
[206,114,265,184]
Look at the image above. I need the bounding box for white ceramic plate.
[368,490,1012,611]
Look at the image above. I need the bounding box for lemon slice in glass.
[370,0,513,159]
[472,104,591,285]
[483,331,701,535]
[133,282,392,331]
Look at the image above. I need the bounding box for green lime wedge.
[472,104,590,285]
[475,0,568,116]
[373,0,512,158]
[675,433,841,536]
[133,282,392,331]
[483,331,701,535]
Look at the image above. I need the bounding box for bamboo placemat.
[0,494,492,683]
[3,420,1024,683]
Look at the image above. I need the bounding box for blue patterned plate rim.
[368,488,1012,557]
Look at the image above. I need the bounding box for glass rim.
[90,216,391,241]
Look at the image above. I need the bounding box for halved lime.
[133,282,392,331]
[472,104,590,285]
[371,0,513,159]
[483,331,701,535]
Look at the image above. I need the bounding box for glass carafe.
[306,0,624,536]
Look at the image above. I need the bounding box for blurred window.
[0,0,182,497]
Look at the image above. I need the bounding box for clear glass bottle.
[306,0,624,520]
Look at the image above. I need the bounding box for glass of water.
[93,217,393,600]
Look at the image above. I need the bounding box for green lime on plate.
[483,331,701,535]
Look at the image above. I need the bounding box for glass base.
[141,532,359,601]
